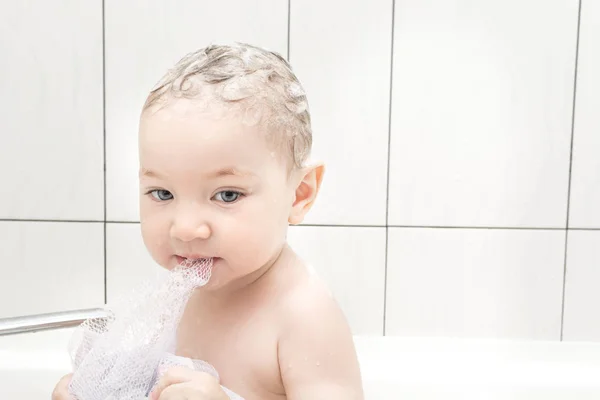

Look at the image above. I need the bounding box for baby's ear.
[289,163,325,225]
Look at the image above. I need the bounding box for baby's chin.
[201,262,270,293]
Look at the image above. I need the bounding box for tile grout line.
[389,225,567,231]
[4,218,600,231]
[560,0,583,341]
[383,0,396,337]
[0,219,105,223]
[102,0,108,305]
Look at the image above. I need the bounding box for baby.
[52,43,363,400]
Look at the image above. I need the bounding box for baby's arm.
[278,281,364,400]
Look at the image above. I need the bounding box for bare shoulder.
[276,264,364,400]
[278,265,347,330]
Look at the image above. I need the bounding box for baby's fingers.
[149,367,210,400]
[155,382,195,400]
[51,373,74,400]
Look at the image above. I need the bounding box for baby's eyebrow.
[208,167,256,179]
[139,168,162,179]
[139,167,256,180]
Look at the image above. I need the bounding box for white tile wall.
[106,223,166,303]
[385,228,565,340]
[290,0,392,226]
[2,0,599,344]
[569,1,600,229]
[0,1,103,220]
[104,0,288,222]
[288,226,386,335]
[0,221,104,319]
[562,230,600,341]
[388,0,578,228]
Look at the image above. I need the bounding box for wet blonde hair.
[143,42,312,169]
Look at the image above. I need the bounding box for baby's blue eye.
[150,189,173,201]
[214,191,241,203]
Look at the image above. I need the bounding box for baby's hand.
[149,367,230,400]
[51,373,74,400]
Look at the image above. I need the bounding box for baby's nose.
[170,219,211,242]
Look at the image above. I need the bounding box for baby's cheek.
[231,221,281,266]
[141,220,170,267]
[222,199,288,268]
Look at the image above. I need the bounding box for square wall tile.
[388,0,578,228]
[0,221,104,319]
[290,0,392,226]
[105,0,288,222]
[569,1,600,228]
[562,230,600,341]
[106,223,165,303]
[287,226,386,335]
[0,2,103,220]
[386,228,565,339]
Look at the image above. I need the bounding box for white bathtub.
[2,328,600,399]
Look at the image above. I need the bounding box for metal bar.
[0,308,107,336]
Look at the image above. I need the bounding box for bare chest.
[176,301,286,400]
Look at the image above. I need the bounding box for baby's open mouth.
[176,255,213,265]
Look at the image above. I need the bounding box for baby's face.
[138,99,295,290]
